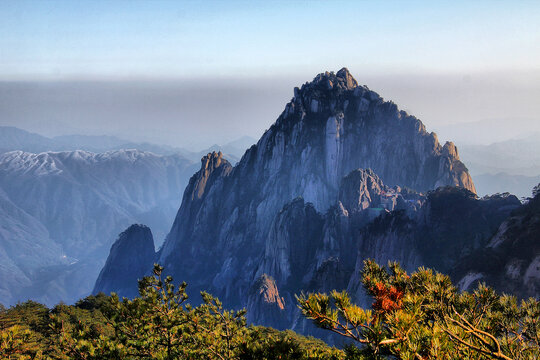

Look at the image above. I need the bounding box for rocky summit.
[93,224,156,298]
[95,69,494,337]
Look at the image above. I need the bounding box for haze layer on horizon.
[1,0,539,148]
[1,71,540,149]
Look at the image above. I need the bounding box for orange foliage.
[370,282,404,314]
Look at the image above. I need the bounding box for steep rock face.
[157,69,475,306]
[453,192,540,299]
[306,169,420,296]
[339,169,387,212]
[101,167,523,339]
[256,198,324,287]
[434,142,475,191]
[416,188,520,273]
[94,224,156,298]
[246,274,288,330]
[158,152,234,296]
[254,169,396,299]
[246,184,522,336]
[345,189,523,307]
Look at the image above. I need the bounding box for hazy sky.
[1,0,539,148]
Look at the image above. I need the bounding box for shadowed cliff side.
[158,69,475,302]
[96,69,480,335]
[93,224,156,298]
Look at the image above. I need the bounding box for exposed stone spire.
[93,224,155,298]
[246,274,288,329]
[152,68,476,334]
[336,67,358,89]
[192,151,231,200]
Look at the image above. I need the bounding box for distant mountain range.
[457,133,540,198]
[0,126,256,164]
[426,118,540,198]
[0,126,258,306]
[436,118,540,146]
[459,132,540,176]
[0,149,199,306]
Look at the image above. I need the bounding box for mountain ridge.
[0,125,255,163]
[0,149,198,306]
[95,69,481,336]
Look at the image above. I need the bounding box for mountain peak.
[200,151,227,170]
[336,67,357,88]
[309,68,358,91]
[93,223,156,298]
[122,223,151,237]
[101,68,479,335]
[280,69,376,121]
[190,151,231,200]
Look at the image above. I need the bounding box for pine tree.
[297,260,540,359]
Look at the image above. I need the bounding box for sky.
[0,0,539,148]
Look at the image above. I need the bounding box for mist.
[1,69,539,150]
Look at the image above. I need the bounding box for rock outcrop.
[453,191,540,299]
[256,198,324,287]
[246,274,288,330]
[94,224,156,298]
[99,69,486,335]
[346,188,522,306]
[339,169,387,212]
[157,68,475,299]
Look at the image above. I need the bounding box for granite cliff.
[95,69,487,334]
[93,224,156,298]
[154,69,474,307]
[453,189,540,299]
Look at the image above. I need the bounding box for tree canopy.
[0,264,342,360]
[2,261,538,359]
[297,260,540,359]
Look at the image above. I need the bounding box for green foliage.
[239,326,344,359]
[0,300,50,333]
[0,264,343,359]
[0,300,51,359]
[48,300,118,359]
[74,292,112,311]
[4,260,536,359]
[0,325,38,359]
[107,264,191,359]
[50,264,250,360]
[298,260,540,360]
[188,291,247,359]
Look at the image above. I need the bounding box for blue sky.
[1,0,539,80]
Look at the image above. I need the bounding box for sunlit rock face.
[246,274,288,330]
[100,69,483,336]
